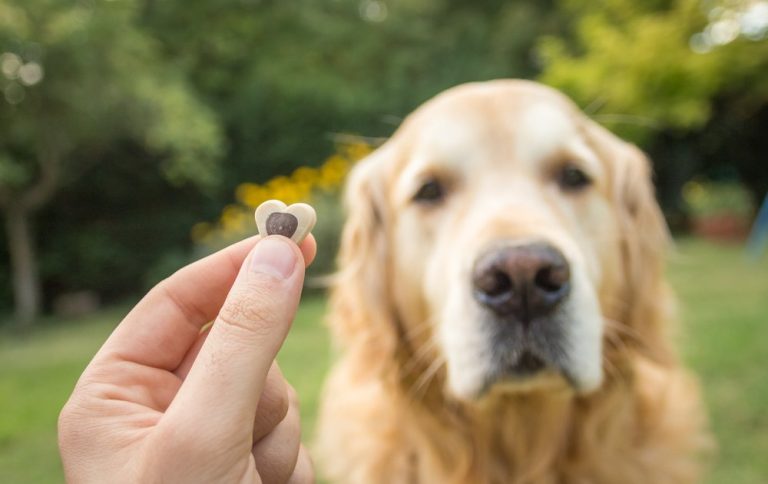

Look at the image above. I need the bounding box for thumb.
[164,236,304,440]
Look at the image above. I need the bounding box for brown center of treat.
[266,212,299,238]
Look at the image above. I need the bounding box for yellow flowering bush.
[192,140,373,248]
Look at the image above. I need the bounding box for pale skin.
[58,234,317,484]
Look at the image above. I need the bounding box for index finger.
[94,234,316,372]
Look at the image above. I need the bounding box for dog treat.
[254,199,316,244]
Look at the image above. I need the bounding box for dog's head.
[331,80,672,401]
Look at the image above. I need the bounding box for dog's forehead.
[513,103,578,161]
[403,94,585,174]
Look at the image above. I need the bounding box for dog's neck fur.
[402,386,574,483]
[388,351,704,484]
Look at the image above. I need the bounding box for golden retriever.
[316,80,711,484]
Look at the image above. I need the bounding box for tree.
[143,0,564,185]
[537,0,768,206]
[0,0,223,324]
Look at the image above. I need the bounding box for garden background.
[1,0,767,482]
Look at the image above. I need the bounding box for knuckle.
[289,448,315,484]
[216,285,282,336]
[274,387,291,422]
[283,398,301,431]
[155,278,209,324]
[286,383,300,408]
[257,383,290,429]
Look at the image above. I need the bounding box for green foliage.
[0,0,224,192]
[0,0,227,314]
[0,152,28,187]
[304,191,346,281]
[0,0,561,313]
[538,0,768,141]
[36,150,217,302]
[0,0,765,314]
[144,0,561,184]
[535,0,768,216]
[683,180,755,218]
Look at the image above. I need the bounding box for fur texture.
[316,80,711,484]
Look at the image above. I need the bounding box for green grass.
[670,239,768,483]
[275,296,330,438]
[0,308,124,482]
[0,239,765,482]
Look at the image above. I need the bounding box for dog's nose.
[472,243,571,322]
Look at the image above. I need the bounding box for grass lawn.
[669,240,768,483]
[0,239,766,482]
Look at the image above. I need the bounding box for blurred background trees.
[539,0,768,215]
[0,0,223,323]
[1,0,765,324]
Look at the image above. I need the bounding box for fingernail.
[250,237,297,279]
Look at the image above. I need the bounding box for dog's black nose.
[472,243,571,322]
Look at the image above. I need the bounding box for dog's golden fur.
[316,80,711,483]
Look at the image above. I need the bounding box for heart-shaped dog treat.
[254,200,316,244]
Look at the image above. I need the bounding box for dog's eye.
[557,165,592,191]
[413,179,445,204]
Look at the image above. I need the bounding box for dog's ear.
[328,142,401,364]
[587,122,676,364]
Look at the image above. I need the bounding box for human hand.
[58,235,317,483]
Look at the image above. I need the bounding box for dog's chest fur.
[317,355,708,484]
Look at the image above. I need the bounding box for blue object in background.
[746,193,768,261]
